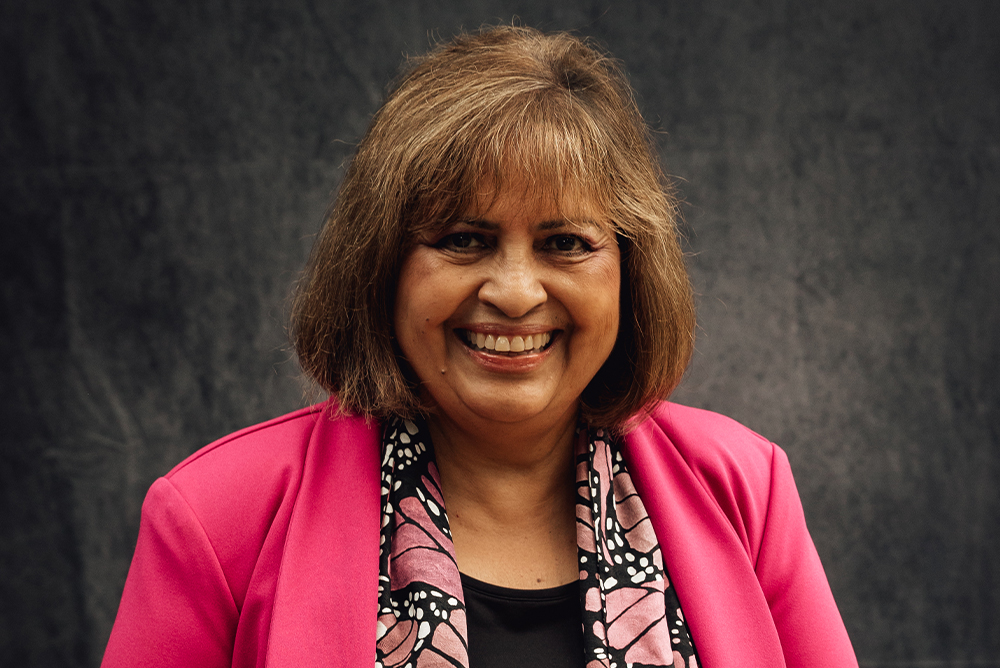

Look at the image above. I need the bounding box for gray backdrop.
[2,1,997,666]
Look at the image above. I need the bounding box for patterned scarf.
[375,417,699,668]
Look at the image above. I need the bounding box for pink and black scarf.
[375,417,699,668]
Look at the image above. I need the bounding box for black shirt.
[461,573,586,668]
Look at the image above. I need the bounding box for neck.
[427,401,579,471]
[426,407,580,588]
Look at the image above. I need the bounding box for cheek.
[394,257,430,354]
[594,258,622,337]
[394,254,458,355]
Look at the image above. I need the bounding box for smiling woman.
[102,26,859,668]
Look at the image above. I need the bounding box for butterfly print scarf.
[375,418,699,668]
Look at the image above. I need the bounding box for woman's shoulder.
[136,400,380,607]
[149,403,331,541]
[625,401,794,561]
[161,399,378,506]
[626,401,783,504]
[633,401,777,461]
[165,402,329,483]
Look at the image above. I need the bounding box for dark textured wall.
[2,1,997,666]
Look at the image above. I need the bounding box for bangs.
[404,91,621,237]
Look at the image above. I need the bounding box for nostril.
[477,276,547,319]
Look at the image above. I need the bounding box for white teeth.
[464,330,552,353]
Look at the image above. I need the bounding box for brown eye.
[437,232,485,250]
[545,235,587,252]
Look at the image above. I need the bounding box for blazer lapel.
[623,410,786,668]
[265,409,382,667]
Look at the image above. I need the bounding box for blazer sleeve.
[102,477,239,668]
[756,445,858,668]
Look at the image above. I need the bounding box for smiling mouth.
[457,329,556,355]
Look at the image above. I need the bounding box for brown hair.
[291,25,695,429]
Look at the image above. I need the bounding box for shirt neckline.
[459,572,580,602]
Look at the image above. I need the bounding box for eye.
[543,234,589,253]
[435,232,487,251]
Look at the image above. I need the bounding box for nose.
[477,253,547,318]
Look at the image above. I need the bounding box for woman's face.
[394,184,621,432]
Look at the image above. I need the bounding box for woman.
[103,26,858,668]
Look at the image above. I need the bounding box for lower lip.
[461,339,553,373]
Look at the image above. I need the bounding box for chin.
[473,405,545,425]
[455,389,575,428]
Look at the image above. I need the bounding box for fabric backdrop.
[1,1,997,666]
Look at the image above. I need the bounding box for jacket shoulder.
[629,402,783,558]
[638,401,777,478]
[167,403,327,483]
[150,403,331,607]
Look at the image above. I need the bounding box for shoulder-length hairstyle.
[292,25,695,430]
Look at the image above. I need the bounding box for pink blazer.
[102,401,858,667]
